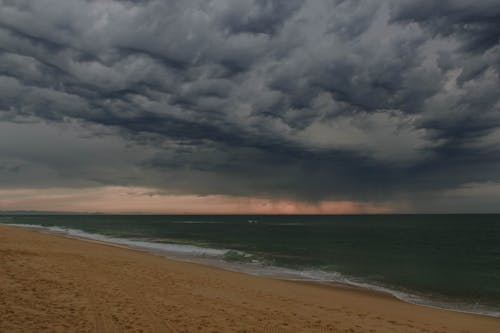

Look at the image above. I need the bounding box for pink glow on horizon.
[0,186,394,214]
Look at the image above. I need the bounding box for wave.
[3,223,227,257]
[3,222,499,318]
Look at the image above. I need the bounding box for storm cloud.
[1,0,500,211]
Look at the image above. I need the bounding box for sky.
[0,0,500,214]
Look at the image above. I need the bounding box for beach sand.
[0,225,499,333]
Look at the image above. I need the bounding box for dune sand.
[0,225,499,333]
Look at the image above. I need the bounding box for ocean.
[1,214,499,317]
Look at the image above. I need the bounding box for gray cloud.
[390,0,500,52]
[1,0,500,210]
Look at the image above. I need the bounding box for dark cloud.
[1,0,500,211]
[390,0,500,52]
[217,0,303,35]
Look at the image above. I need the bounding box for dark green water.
[2,214,499,316]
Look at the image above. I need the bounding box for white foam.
[215,263,500,318]
[4,223,227,256]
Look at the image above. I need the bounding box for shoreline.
[3,222,500,319]
[1,224,499,332]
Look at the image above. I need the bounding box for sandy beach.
[0,225,499,333]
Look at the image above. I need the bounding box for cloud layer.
[1,0,500,211]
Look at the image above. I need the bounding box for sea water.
[2,214,499,317]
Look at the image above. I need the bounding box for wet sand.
[1,225,499,333]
